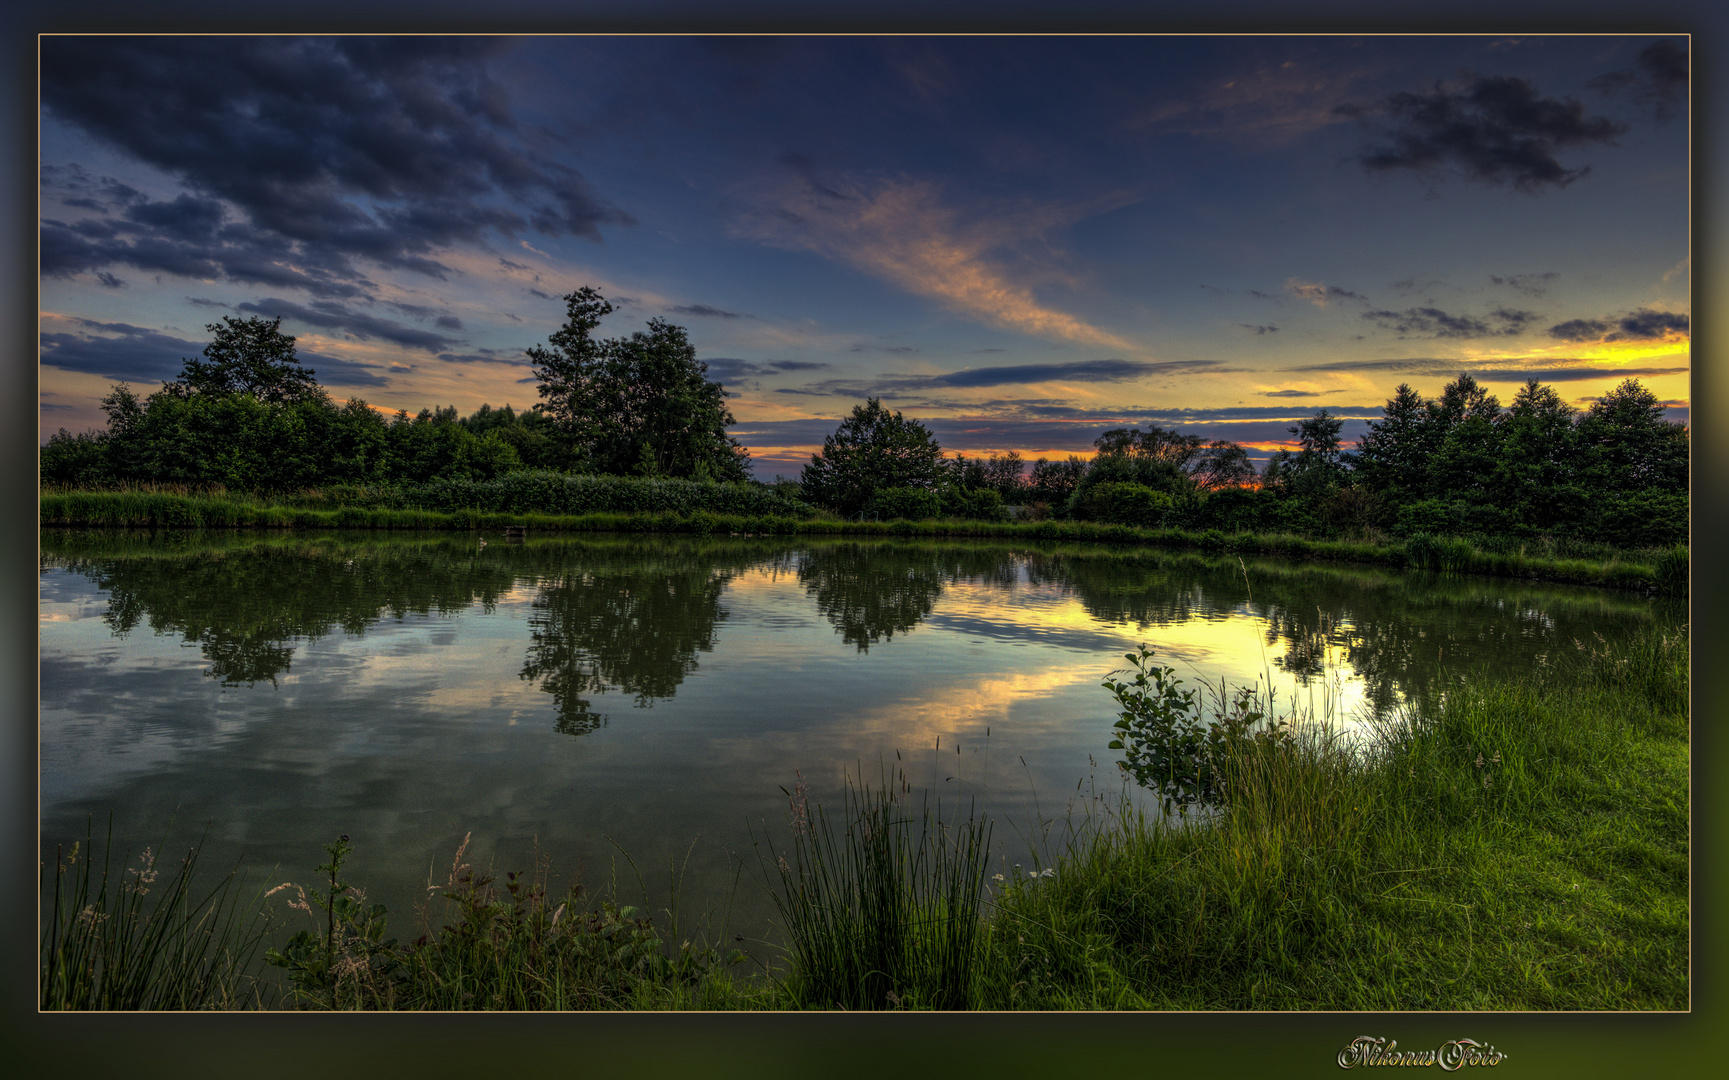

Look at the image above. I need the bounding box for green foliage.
[1104,645,1292,812]
[174,316,325,405]
[759,774,991,1010]
[941,485,1009,522]
[264,835,398,1009]
[1071,482,1174,526]
[867,485,943,521]
[388,470,812,517]
[799,399,948,515]
[41,819,275,1009]
[526,287,750,481]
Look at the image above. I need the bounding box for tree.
[526,288,749,481]
[1351,383,1430,496]
[527,287,614,468]
[800,399,947,514]
[1281,409,1347,498]
[1492,379,1581,532]
[175,316,325,405]
[1189,440,1256,491]
[1576,378,1687,494]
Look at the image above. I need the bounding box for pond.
[38,529,1683,954]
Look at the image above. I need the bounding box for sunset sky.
[38,34,1690,477]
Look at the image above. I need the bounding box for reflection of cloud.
[735,176,1138,351]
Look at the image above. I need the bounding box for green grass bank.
[39,486,1686,595]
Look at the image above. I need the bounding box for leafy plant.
[1104,645,1290,812]
[264,834,399,1009]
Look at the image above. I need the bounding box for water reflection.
[521,547,754,735]
[40,530,1682,952]
[788,544,1019,651]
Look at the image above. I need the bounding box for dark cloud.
[236,297,466,351]
[1589,39,1688,120]
[1248,290,1277,300]
[1470,365,1685,382]
[1239,323,1279,334]
[1362,306,1537,338]
[40,37,632,296]
[39,316,394,389]
[528,288,553,300]
[1338,73,1625,190]
[699,357,831,386]
[775,358,1233,400]
[1547,307,1689,342]
[850,344,917,354]
[930,359,1178,388]
[498,258,532,272]
[38,321,204,384]
[733,406,1384,463]
[669,304,753,319]
[1280,355,1685,384]
[1262,389,1319,397]
[435,349,529,367]
[1489,271,1558,296]
[185,297,230,308]
[95,272,126,289]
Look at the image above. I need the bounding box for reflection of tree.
[1023,548,1676,720]
[790,543,1018,652]
[50,538,522,686]
[518,552,740,736]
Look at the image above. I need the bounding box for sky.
[37,34,1690,478]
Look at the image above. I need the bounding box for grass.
[40,818,277,1010]
[755,771,992,1010]
[971,622,1689,1009]
[42,624,1687,1011]
[40,485,1683,594]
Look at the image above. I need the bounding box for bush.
[1069,482,1173,527]
[942,487,1009,522]
[1592,492,1688,549]
[866,486,943,521]
[386,471,814,518]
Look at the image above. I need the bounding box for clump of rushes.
[759,770,993,1010]
[40,818,275,1010]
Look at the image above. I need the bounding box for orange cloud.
[736,177,1140,352]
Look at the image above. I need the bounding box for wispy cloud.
[734,176,1139,351]
[1286,279,1365,307]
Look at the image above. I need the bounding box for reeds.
[40,819,276,1010]
[759,771,992,1009]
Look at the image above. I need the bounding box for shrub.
[1069,482,1173,527]
[867,486,943,521]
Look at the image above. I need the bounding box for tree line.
[41,287,750,491]
[793,373,1686,549]
[41,287,1686,549]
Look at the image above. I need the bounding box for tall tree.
[800,398,947,514]
[525,288,749,481]
[1351,383,1430,497]
[174,316,325,404]
[526,286,617,470]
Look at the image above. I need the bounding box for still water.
[38,530,1682,949]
